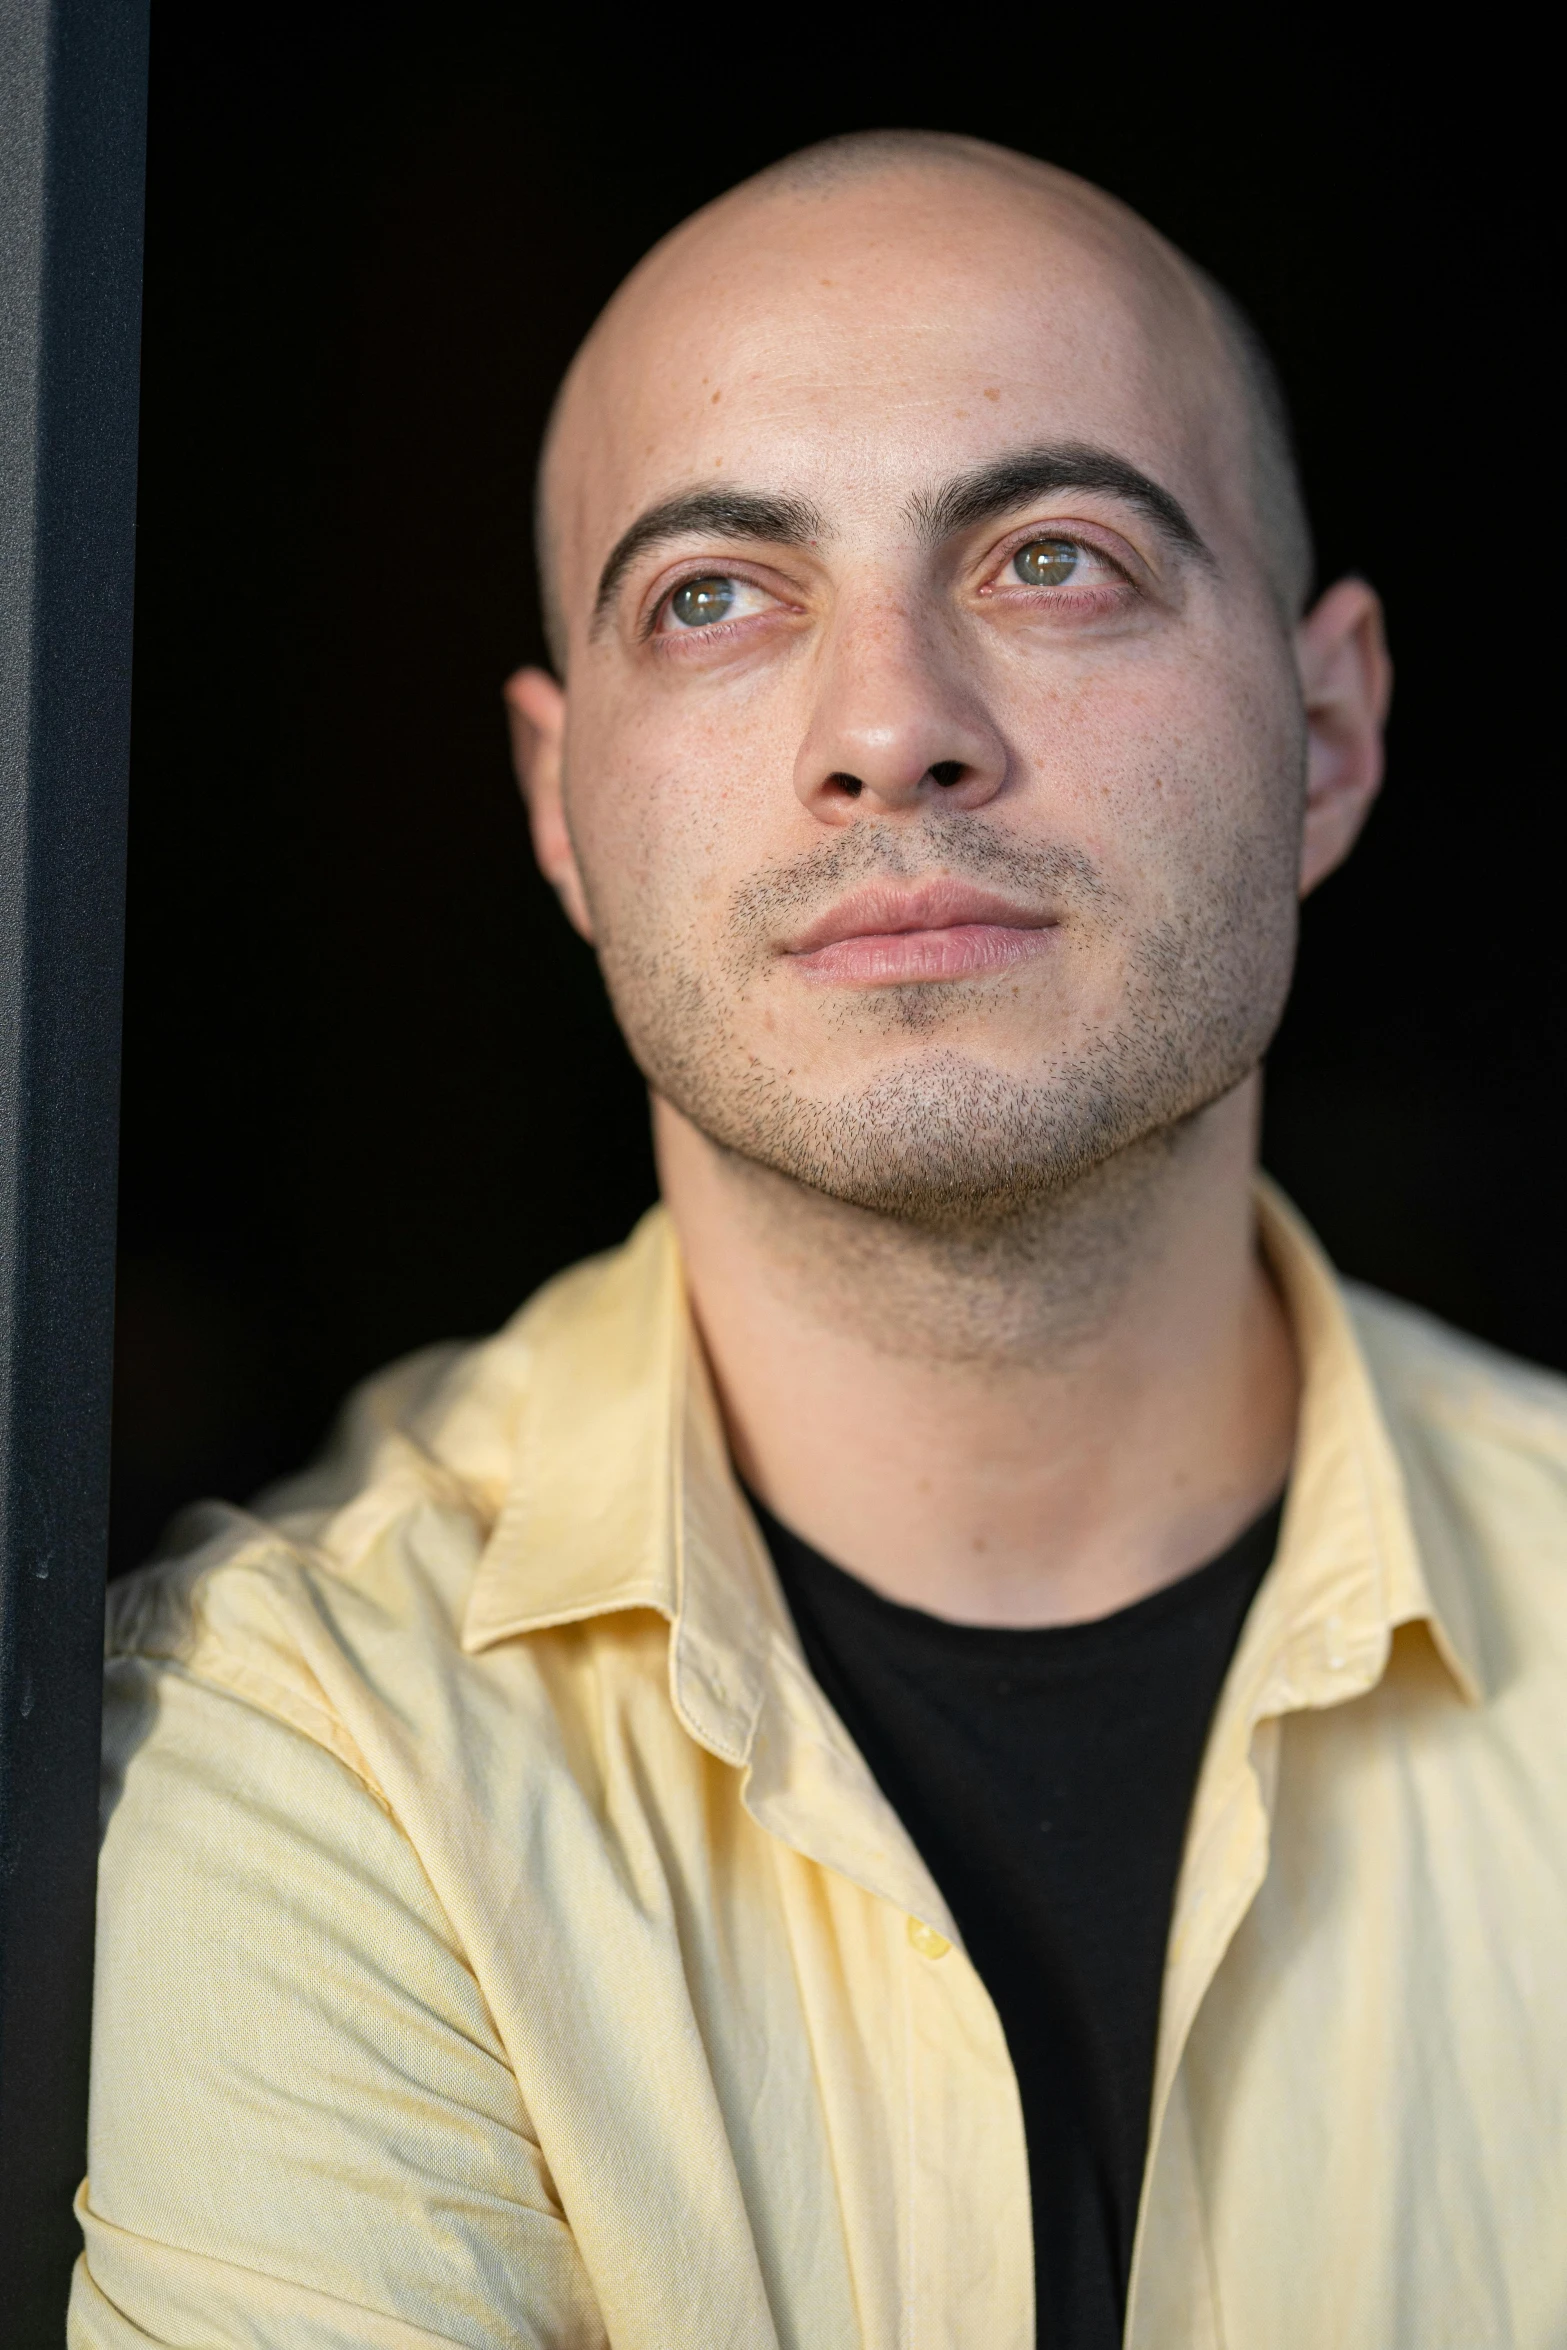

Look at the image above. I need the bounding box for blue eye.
[1013,539,1079,587]
[669,577,736,627]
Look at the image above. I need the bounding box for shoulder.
[1346,1282,1567,1472]
[1346,1284,1567,1670]
[104,1243,634,1798]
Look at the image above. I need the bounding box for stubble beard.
[589,799,1300,1242]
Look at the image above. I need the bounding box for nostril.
[929,762,964,788]
[827,772,864,798]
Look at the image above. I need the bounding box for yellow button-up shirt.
[71,1187,1567,2348]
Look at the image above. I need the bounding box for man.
[73,132,1566,2350]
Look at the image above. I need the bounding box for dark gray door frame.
[0,0,148,2332]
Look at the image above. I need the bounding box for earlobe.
[1295,577,1393,898]
[502,666,596,943]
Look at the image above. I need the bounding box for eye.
[1012,538,1083,588]
[668,576,739,628]
[649,568,788,647]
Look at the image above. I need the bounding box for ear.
[1296,577,1393,896]
[503,666,595,942]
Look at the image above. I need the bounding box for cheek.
[998,633,1301,891]
[563,681,793,938]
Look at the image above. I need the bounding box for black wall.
[115,9,1560,1570]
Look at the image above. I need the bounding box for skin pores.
[537,166,1309,1228]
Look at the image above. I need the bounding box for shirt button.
[908,1918,951,1960]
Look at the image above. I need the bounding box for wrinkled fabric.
[72,1185,1567,2348]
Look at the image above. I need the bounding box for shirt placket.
[901,1911,1034,2350]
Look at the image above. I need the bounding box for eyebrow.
[906,442,1214,568]
[592,489,826,627]
[589,441,1213,631]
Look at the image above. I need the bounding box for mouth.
[783,877,1059,986]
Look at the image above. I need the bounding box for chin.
[705,1052,1166,1229]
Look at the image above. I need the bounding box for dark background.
[113,9,1560,1572]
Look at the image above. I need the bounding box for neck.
[655,1073,1297,1625]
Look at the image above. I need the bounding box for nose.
[793,600,1007,823]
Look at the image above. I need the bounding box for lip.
[784,879,1057,986]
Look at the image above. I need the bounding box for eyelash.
[979,529,1133,600]
[643,527,1138,643]
[642,568,781,645]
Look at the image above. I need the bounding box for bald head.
[534,132,1312,668]
[506,127,1388,1259]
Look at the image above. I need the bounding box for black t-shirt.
[754,1492,1282,2350]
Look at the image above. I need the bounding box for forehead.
[553,173,1236,588]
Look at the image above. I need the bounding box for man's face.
[524,167,1328,1223]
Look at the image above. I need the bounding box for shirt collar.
[1245,1176,1483,1715]
[461,1184,1486,1764]
[461,1210,782,1765]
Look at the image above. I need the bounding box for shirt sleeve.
[70,1654,607,2350]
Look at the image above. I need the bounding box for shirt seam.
[114,1643,393,1810]
[108,1651,560,2178]
[76,2187,570,2345]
